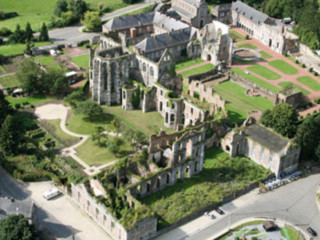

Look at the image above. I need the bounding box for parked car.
[215,208,224,215]
[307,227,317,237]
[43,188,61,200]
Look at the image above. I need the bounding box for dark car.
[215,208,224,215]
[307,227,317,237]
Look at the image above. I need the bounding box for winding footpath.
[35,103,118,176]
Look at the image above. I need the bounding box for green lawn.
[40,119,80,147]
[233,58,255,64]
[106,106,174,136]
[237,43,258,49]
[0,42,51,57]
[32,56,56,65]
[297,76,320,91]
[214,81,274,123]
[120,4,154,17]
[76,136,132,166]
[0,65,8,74]
[141,148,270,229]
[71,54,89,69]
[46,63,68,72]
[175,58,204,71]
[179,63,215,78]
[260,51,273,60]
[5,95,55,106]
[229,30,246,42]
[286,56,304,68]
[278,81,311,95]
[0,74,21,88]
[269,60,298,75]
[280,226,304,240]
[232,68,280,93]
[0,0,128,31]
[247,65,281,80]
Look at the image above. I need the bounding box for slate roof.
[243,124,289,153]
[172,5,196,19]
[0,197,35,219]
[135,27,194,53]
[104,12,155,30]
[153,11,190,31]
[232,0,269,25]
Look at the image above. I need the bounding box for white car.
[43,188,61,200]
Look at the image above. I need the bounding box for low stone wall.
[231,73,277,103]
[295,43,320,74]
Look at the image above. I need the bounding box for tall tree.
[70,0,88,19]
[8,24,25,43]
[0,89,12,127]
[0,214,36,240]
[25,22,33,42]
[43,68,69,94]
[75,100,103,121]
[0,115,20,154]
[261,103,299,138]
[54,0,69,17]
[39,23,49,42]
[64,89,85,108]
[82,11,102,31]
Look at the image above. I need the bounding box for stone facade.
[221,123,300,176]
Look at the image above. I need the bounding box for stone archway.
[269,39,272,47]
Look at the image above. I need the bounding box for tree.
[92,126,107,146]
[315,142,320,161]
[64,89,85,108]
[261,103,298,138]
[0,89,12,127]
[16,58,43,94]
[24,41,33,55]
[0,115,20,154]
[8,24,25,43]
[70,0,88,19]
[0,214,36,240]
[43,68,69,94]
[25,22,33,42]
[39,23,49,42]
[61,11,77,26]
[108,141,120,157]
[111,118,120,135]
[75,100,103,121]
[82,11,102,31]
[54,0,68,17]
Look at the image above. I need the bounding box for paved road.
[0,167,110,240]
[49,0,157,45]
[156,173,320,240]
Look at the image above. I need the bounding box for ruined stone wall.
[133,55,159,87]
[100,37,121,49]
[183,100,204,127]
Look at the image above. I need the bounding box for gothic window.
[143,62,146,71]
[243,140,248,154]
[171,103,175,109]
[123,91,126,99]
[259,149,265,163]
[268,155,272,168]
[251,144,256,159]
[150,67,154,76]
[159,101,163,111]
[191,107,193,115]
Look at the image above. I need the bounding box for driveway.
[156,173,320,240]
[0,167,111,240]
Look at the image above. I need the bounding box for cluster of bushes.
[314,97,320,104]
[0,11,18,20]
[299,100,313,110]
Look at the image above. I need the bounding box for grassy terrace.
[179,63,214,78]
[0,42,51,57]
[297,76,320,91]
[269,60,298,75]
[71,54,89,69]
[247,65,281,80]
[229,30,246,42]
[175,58,204,71]
[141,148,270,229]
[0,74,20,88]
[237,43,258,49]
[106,106,174,136]
[260,51,273,60]
[232,68,280,93]
[213,81,273,123]
[76,136,132,166]
[0,0,128,31]
[32,56,56,65]
[278,81,311,95]
[6,95,55,106]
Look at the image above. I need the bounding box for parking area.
[26,181,111,240]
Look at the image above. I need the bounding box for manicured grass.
[141,148,270,229]
[0,65,7,74]
[232,58,255,64]
[232,68,280,93]
[5,95,55,106]
[106,106,174,136]
[66,112,115,135]
[175,58,204,71]
[229,30,246,42]
[286,56,304,68]
[260,51,272,60]
[214,81,274,123]
[76,136,132,166]
[237,43,258,49]
[179,63,214,78]
[46,63,68,72]
[32,56,56,65]
[0,0,128,31]
[247,65,281,80]
[71,54,89,69]
[269,60,298,75]
[280,226,304,240]
[0,74,21,88]
[0,42,51,57]
[120,4,154,16]
[40,119,79,146]
[297,76,320,91]
[278,81,311,95]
